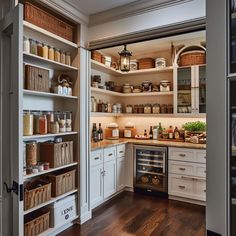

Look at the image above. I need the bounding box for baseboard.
[169,195,206,206]
[207,230,222,236]
[125,186,134,192]
[79,211,92,224]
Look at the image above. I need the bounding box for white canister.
[153,128,159,140]
[104,56,112,67]
[130,60,138,71]
[160,80,170,92]
[155,58,166,68]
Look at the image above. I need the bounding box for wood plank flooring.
[58,192,205,236]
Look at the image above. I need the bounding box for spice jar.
[25,141,37,166]
[65,52,71,65]
[126,105,133,114]
[42,43,48,59]
[152,104,161,114]
[30,39,37,55]
[160,104,167,114]
[66,111,72,132]
[48,46,55,60]
[133,105,139,113]
[58,112,66,133]
[138,104,144,113]
[23,37,30,53]
[61,51,66,64]
[144,104,152,114]
[39,113,47,135]
[37,41,43,57]
[54,48,61,62]
[23,110,33,136]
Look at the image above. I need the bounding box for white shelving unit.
[23,131,78,140]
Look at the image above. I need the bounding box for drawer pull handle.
[108,153,113,156]
[119,151,124,153]
[94,157,99,160]
[204,190,206,193]
[179,154,186,157]
[179,168,186,171]
[178,185,185,189]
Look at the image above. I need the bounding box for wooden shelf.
[23,21,78,50]
[24,162,78,180]
[91,87,173,97]
[23,90,78,99]
[24,189,78,215]
[91,59,173,76]
[23,131,78,140]
[23,52,78,71]
[91,112,122,117]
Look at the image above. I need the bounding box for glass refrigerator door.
[230,0,236,73]
[177,67,192,113]
[199,65,206,113]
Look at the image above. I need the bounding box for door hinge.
[4,181,23,201]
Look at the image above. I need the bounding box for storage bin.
[25,65,50,92]
[24,2,75,42]
[24,180,51,211]
[91,50,102,63]
[179,50,206,66]
[47,169,76,197]
[138,58,155,69]
[40,141,73,168]
[24,210,50,236]
[49,194,77,228]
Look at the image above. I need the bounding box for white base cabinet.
[117,156,126,191]
[104,160,117,198]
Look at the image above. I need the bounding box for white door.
[90,164,103,208]
[117,157,125,191]
[104,160,116,199]
[0,4,23,236]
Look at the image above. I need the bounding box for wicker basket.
[24,210,50,236]
[47,169,76,197]
[24,180,51,211]
[24,2,75,42]
[91,51,102,63]
[180,50,206,66]
[138,58,155,69]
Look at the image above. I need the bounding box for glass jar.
[112,104,118,113]
[98,101,105,112]
[152,104,161,114]
[50,121,59,134]
[25,140,37,166]
[48,46,55,60]
[161,104,167,114]
[144,104,152,114]
[107,103,112,113]
[138,104,144,113]
[23,110,33,136]
[167,104,173,114]
[32,110,40,134]
[54,48,61,62]
[23,37,30,53]
[37,41,43,57]
[42,43,48,59]
[65,52,71,65]
[68,82,73,96]
[39,113,47,135]
[123,83,132,93]
[116,103,122,113]
[30,39,37,55]
[58,112,66,133]
[133,105,139,113]
[66,111,72,132]
[126,105,133,114]
[61,50,66,64]
[46,111,54,133]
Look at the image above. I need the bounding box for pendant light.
[119,44,132,72]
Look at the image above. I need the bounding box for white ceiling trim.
[39,0,89,25]
[89,0,193,26]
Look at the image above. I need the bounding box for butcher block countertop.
[91,138,206,151]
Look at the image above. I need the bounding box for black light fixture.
[119,44,132,72]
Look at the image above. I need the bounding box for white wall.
[88,0,206,41]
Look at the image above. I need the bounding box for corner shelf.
[23,131,78,140]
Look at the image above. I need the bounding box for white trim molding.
[89,0,193,26]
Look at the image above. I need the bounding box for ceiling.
[73,0,139,15]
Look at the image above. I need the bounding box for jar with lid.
[46,111,54,133]
[105,123,119,140]
[42,43,48,59]
[50,121,59,134]
[104,103,108,113]
[112,104,117,113]
[123,83,132,93]
[48,46,55,60]
[23,110,34,136]
[61,50,66,64]
[67,81,73,96]
[107,103,112,113]
[37,41,43,57]
[25,140,37,166]
[124,122,136,138]
[142,81,152,92]
[30,39,37,55]
[66,111,72,132]
[133,105,139,113]
[116,103,122,113]
[23,37,30,53]
[126,105,133,114]
[144,104,152,114]
[167,104,173,114]
[54,48,61,62]
[65,52,71,65]
[160,104,167,114]
[152,104,161,114]
[58,112,66,133]
[32,110,40,134]
[138,104,144,113]
[39,113,47,134]
[98,101,105,112]
[62,80,69,95]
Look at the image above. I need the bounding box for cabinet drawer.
[196,150,207,164]
[104,147,116,162]
[169,148,195,162]
[91,149,103,166]
[117,144,126,158]
[195,180,206,201]
[195,164,206,178]
[169,161,194,176]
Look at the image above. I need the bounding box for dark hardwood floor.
[58,192,205,236]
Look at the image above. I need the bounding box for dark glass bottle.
[92,123,98,142]
[149,126,153,139]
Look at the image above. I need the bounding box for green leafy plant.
[182,121,206,132]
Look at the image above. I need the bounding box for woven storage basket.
[24,180,51,211]
[24,210,50,236]
[91,51,102,63]
[138,58,155,69]
[180,50,206,66]
[47,169,76,197]
[24,2,74,42]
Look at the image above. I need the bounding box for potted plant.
[182,121,206,144]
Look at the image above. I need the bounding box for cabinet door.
[117,157,126,191]
[0,5,24,236]
[104,160,117,199]
[90,164,103,209]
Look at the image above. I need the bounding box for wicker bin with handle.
[24,180,51,211]
[179,50,206,66]
[24,210,50,236]
[47,169,76,197]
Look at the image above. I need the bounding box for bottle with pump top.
[149,126,153,139]
[92,123,98,142]
[98,123,103,141]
